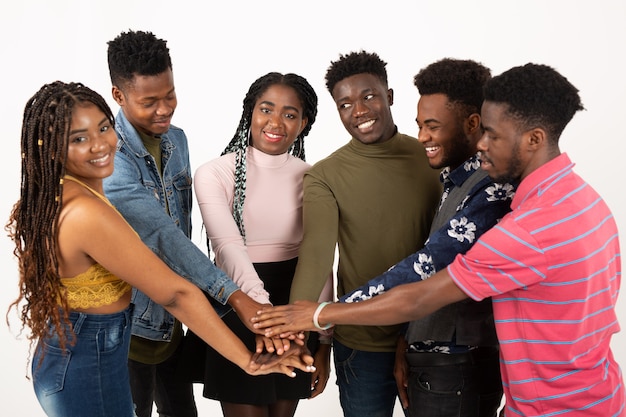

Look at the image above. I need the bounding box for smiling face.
[416,94,476,170]
[331,73,396,145]
[65,102,117,188]
[112,67,177,137]
[249,84,308,155]
[478,101,527,183]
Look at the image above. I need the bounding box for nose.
[268,112,282,127]
[417,126,429,143]
[155,100,174,116]
[477,131,488,151]
[352,100,368,117]
[91,135,108,152]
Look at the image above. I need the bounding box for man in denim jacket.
[104,30,269,417]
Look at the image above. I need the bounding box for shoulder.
[60,187,117,232]
[194,153,236,185]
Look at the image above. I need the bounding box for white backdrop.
[1,1,625,416]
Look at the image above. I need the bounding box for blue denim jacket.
[103,110,238,342]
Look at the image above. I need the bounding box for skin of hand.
[394,336,410,409]
[231,292,307,351]
[252,274,467,336]
[255,334,292,355]
[310,342,331,398]
[250,344,315,377]
[229,291,269,335]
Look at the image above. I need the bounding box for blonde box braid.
[6,81,114,355]
[220,72,318,242]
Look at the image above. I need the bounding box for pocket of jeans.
[332,342,357,365]
[32,341,71,396]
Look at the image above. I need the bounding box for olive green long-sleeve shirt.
[290,131,442,352]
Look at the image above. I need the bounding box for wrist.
[313,301,334,331]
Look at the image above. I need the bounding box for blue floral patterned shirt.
[341,154,516,305]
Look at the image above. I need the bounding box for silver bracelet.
[313,301,333,331]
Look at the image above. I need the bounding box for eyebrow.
[69,116,109,135]
[334,87,375,104]
[139,87,176,101]
[259,100,301,114]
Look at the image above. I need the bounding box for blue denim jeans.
[33,308,135,417]
[405,348,502,417]
[333,339,400,417]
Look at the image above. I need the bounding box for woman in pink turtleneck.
[187,72,332,417]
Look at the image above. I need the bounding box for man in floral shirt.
[341,59,515,417]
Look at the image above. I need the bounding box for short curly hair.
[107,30,172,88]
[325,50,388,95]
[414,58,491,117]
[484,63,584,141]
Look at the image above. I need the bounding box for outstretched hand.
[245,343,315,378]
[252,300,321,338]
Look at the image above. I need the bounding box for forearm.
[165,287,252,370]
[255,269,468,337]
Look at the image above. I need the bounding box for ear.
[465,113,481,135]
[111,86,125,106]
[387,88,394,106]
[526,127,546,150]
[299,117,308,135]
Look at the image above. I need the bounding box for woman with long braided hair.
[6,81,314,417]
[187,72,333,417]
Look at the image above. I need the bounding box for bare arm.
[252,270,468,336]
[62,194,312,376]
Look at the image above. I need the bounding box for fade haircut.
[107,30,172,89]
[221,72,318,241]
[484,63,584,142]
[414,58,491,117]
[325,50,388,95]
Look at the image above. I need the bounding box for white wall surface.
[1,1,625,416]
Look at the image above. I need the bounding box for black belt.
[405,346,499,367]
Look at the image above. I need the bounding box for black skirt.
[178,257,319,405]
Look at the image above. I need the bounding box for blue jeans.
[333,339,400,417]
[405,348,502,417]
[33,308,135,417]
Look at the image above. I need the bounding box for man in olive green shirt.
[289,51,441,417]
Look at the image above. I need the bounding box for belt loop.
[72,312,87,334]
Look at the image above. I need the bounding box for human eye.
[364,94,374,101]
[70,135,87,144]
[338,102,351,110]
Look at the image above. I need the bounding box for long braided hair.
[6,81,115,354]
[220,72,318,242]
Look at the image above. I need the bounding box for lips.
[263,131,285,142]
[357,119,375,130]
[479,153,493,168]
[424,145,441,157]
[90,152,111,164]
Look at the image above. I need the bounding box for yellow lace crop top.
[61,263,132,309]
[60,175,132,309]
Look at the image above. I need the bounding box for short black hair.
[484,63,584,141]
[325,50,388,94]
[107,30,172,88]
[414,58,491,116]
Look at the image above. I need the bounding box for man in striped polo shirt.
[253,63,625,417]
